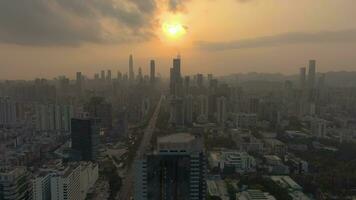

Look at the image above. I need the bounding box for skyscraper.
[299,67,306,90]
[185,95,193,125]
[117,71,122,81]
[217,96,227,125]
[76,72,82,94]
[308,60,316,89]
[138,67,143,82]
[100,70,105,80]
[129,54,135,82]
[106,70,112,81]
[150,60,155,84]
[134,133,206,200]
[71,119,99,161]
[170,56,182,96]
[169,56,185,126]
[197,74,204,88]
[184,76,190,95]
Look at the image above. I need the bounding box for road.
[117,96,163,200]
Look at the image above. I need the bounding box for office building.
[169,98,185,126]
[170,56,182,96]
[150,60,155,84]
[86,97,112,130]
[216,96,227,125]
[106,70,112,81]
[76,72,82,95]
[197,95,209,123]
[129,54,135,82]
[71,119,99,161]
[134,133,206,200]
[100,70,105,81]
[184,76,190,95]
[138,67,143,82]
[117,71,122,80]
[185,95,193,125]
[308,60,316,90]
[197,74,204,88]
[299,67,306,90]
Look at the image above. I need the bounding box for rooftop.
[158,133,195,144]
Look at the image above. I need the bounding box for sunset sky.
[1,0,356,79]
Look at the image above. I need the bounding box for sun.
[162,22,186,39]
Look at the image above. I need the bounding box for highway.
[117,96,163,200]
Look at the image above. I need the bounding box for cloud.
[0,0,158,46]
[168,0,191,12]
[196,30,356,51]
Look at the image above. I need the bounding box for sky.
[0,0,356,79]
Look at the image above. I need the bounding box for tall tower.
[107,70,112,81]
[101,70,105,80]
[129,54,135,82]
[299,67,306,90]
[308,60,316,89]
[150,60,155,84]
[170,56,182,96]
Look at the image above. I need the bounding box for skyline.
[1,0,356,79]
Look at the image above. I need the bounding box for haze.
[1,0,356,79]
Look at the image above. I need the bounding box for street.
[117,96,163,200]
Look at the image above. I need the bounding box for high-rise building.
[71,119,99,161]
[185,95,193,125]
[184,76,190,95]
[169,98,185,126]
[299,67,306,90]
[0,97,17,126]
[94,73,99,80]
[35,104,73,133]
[308,60,316,89]
[150,60,155,84]
[106,70,112,81]
[86,97,112,130]
[0,167,32,200]
[170,56,182,96]
[169,56,185,126]
[100,70,105,81]
[50,164,81,200]
[76,72,82,94]
[33,162,98,200]
[249,98,260,114]
[311,118,327,138]
[129,54,135,82]
[216,96,227,125]
[197,74,204,88]
[138,67,143,82]
[134,133,207,200]
[197,95,209,123]
[117,71,122,81]
[32,173,51,200]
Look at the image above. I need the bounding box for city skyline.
[1,0,356,79]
